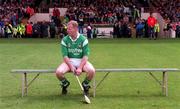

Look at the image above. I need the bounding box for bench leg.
[162,72,168,96]
[93,75,96,97]
[93,72,110,97]
[24,73,28,96]
[22,73,28,97]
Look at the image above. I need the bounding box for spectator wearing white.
[170,22,177,38]
[86,24,92,39]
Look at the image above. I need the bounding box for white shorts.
[69,58,82,68]
[56,59,95,74]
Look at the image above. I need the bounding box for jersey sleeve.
[82,38,90,56]
[61,39,68,57]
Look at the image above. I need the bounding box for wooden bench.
[11,68,179,97]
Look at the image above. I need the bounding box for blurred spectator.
[52,6,61,27]
[147,12,156,39]
[10,12,17,27]
[49,20,56,38]
[117,21,123,38]
[176,23,180,38]
[113,21,119,38]
[78,15,84,34]
[86,23,92,39]
[135,19,145,38]
[132,5,140,23]
[17,22,25,38]
[26,21,33,38]
[170,22,177,38]
[154,21,160,39]
[26,6,31,18]
[32,22,41,38]
[121,21,130,38]
[4,21,13,38]
[163,18,171,38]
[40,21,49,38]
[53,6,60,18]
[0,20,4,38]
[92,27,98,38]
[12,26,17,38]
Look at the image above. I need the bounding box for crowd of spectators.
[0,0,35,38]
[57,0,140,24]
[151,0,180,38]
[151,0,179,22]
[0,0,139,38]
[60,0,140,38]
[0,0,179,39]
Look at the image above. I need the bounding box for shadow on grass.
[92,92,167,100]
[1,92,166,100]
[1,93,87,103]
[1,93,93,109]
[1,92,168,107]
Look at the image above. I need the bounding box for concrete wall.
[29,13,50,23]
[29,8,68,23]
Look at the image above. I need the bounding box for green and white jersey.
[61,33,89,59]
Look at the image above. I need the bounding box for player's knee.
[55,69,64,77]
[88,68,95,75]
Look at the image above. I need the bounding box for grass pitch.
[0,38,180,109]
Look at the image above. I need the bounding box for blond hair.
[67,20,78,28]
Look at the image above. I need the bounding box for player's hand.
[75,68,82,76]
[70,66,76,73]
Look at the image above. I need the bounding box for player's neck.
[71,35,77,40]
[71,33,78,40]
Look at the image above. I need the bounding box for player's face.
[67,24,77,38]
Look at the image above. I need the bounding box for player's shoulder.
[62,35,70,42]
[79,34,87,41]
[79,34,88,46]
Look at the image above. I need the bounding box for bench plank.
[11,68,180,73]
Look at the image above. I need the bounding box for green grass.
[0,38,180,109]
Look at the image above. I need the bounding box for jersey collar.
[69,32,80,42]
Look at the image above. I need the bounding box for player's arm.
[63,56,76,72]
[61,40,76,72]
[77,56,88,70]
[76,39,89,75]
[76,56,88,76]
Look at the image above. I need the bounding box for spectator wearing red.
[26,6,31,18]
[30,7,34,16]
[147,12,156,39]
[147,13,156,28]
[26,22,33,38]
[53,6,60,18]
[26,6,34,18]
[52,6,61,27]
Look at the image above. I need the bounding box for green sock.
[83,77,91,84]
[61,78,68,85]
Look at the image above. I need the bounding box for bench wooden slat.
[11,69,55,73]
[11,68,180,73]
[96,68,180,72]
